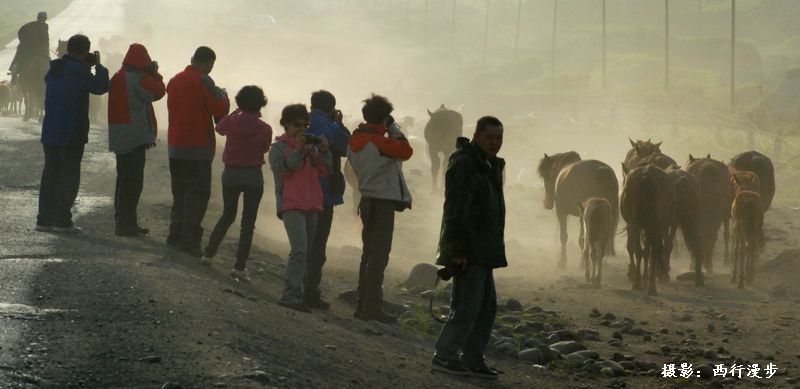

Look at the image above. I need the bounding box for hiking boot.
[166,234,181,247]
[358,310,397,324]
[465,360,500,380]
[35,224,53,232]
[277,301,311,313]
[180,246,203,258]
[430,354,471,376]
[115,225,145,237]
[53,225,82,234]
[230,269,251,283]
[303,297,330,310]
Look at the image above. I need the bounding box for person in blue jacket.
[35,34,109,233]
[303,90,351,309]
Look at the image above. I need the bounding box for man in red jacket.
[166,46,230,257]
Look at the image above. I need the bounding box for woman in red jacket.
[203,86,272,282]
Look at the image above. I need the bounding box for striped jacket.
[166,65,229,160]
[107,44,165,153]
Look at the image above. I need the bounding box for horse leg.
[723,216,731,268]
[557,211,568,270]
[429,148,440,193]
[626,227,640,290]
[579,220,589,281]
[648,236,662,296]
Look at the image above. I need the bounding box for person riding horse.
[8,12,50,81]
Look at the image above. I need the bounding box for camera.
[85,51,99,66]
[300,134,322,145]
[437,266,461,281]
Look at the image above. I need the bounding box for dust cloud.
[82,0,800,281]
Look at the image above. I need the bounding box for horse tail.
[637,171,658,226]
[675,177,704,266]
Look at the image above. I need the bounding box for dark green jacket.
[436,137,507,269]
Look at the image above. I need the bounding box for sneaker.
[358,310,397,324]
[53,225,82,234]
[303,297,330,310]
[430,354,471,377]
[277,301,311,313]
[230,269,251,283]
[35,224,53,232]
[465,360,500,380]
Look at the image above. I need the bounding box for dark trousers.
[114,146,146,229]
[206,183,263,270]
[305,205,334,300]
[434,264,497,365]
[168,158,212,250]
[357,198,395,314]
[37,142,85,228]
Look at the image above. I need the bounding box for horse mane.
[537,151,581,178]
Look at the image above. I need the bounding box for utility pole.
[514,0,522,59]
[452,0,457,52]
[731,0,736,112]
[602,0,607,89]
[425,0,429,50]
[482,0,490,65]
[551,0,558,78]
[665,0,670,91]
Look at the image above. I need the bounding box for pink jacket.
[267,134,332,217]
[216,110,272,167]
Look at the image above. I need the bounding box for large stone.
[406,263,439,288]
[594,360,625,376]
[518,345,558,364]
[506,298,524,311]
[570,350,599,360]
[550,341,587,355]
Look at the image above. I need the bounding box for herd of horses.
[538,140,774,296]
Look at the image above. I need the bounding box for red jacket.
[166,65,229,160]
[107,43,165,153]
[215,109,272,167]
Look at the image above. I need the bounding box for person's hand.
[332,109,343,124]
[319,136,329,153]
[150,60,159,74]
[452,257,467,272]
[296,133,306,146]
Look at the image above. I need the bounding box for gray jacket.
[346,123,413,209]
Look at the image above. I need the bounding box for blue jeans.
[434,264,497,365]
[280,210,318,304]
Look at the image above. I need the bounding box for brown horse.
[620,165,676,295]
[729,151,774,212]
[730,171,765,288]
[538,152,619,269]
[19,55,49,122]
[624,138,679,170]
[424,105,463,192]
[343,159,359,216]
[684,155,730,274]
[666,168,704,286]
[578,197,613,287]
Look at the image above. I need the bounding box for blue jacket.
[41,55,109,146]
[306,109,350,207]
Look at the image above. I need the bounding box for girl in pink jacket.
[268,104,332,312]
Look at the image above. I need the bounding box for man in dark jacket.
[304,90,351,310]
[36,34,109,233]
[9,11,50,77]
[431,116,506,380]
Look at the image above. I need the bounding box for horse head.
[731,169,761,194]
[538,153,556,210]
[631,138,661,158]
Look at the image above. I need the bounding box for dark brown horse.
[19,55,49,122]
[424,105,463,191]
[666,168,704,286]
[729,151,774,212]
[578,197,613,287]
[620,165,676,295]
[684,155,730,274]
[624,138,678,170]
[538,152,619,269]
[730,171,765,288]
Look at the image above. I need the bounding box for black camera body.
[301,134,322,145]
[85,51,99,66]
[437,265,462,281]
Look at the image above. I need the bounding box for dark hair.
[310,90,336,113]
[235,85,267,113]
[475,116,503,133]
[192,46,216,65]
[280,104,309,128]
[66,34,90,55]
[361,94,394,125]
